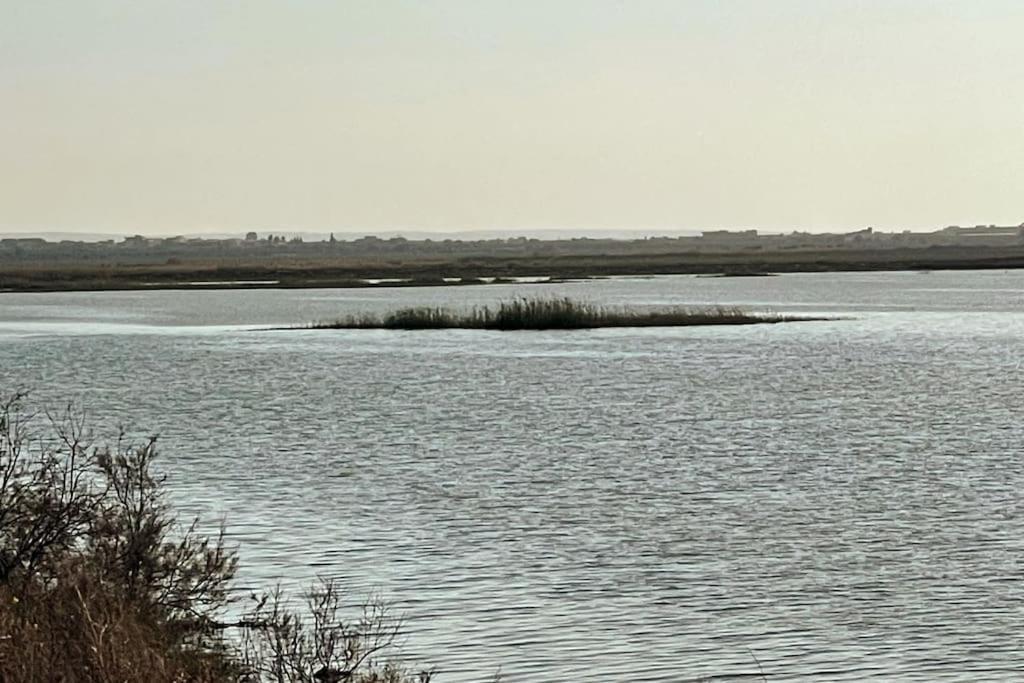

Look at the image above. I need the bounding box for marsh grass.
[308,297,819,331]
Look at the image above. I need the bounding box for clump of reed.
[309,297,818,330]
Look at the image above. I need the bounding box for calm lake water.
[4,271,1024,681]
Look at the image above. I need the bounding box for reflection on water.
[4,271,1024,681]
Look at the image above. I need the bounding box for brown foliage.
[0,569,233,682]
[0,391,429,683]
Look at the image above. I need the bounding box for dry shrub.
[237,580,432,683]
[0,391,429,683]
[0,569,233,682]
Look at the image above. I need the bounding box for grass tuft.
[307,297,824,331]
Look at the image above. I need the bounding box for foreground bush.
[0,391,430,683]
[309,297,819,331]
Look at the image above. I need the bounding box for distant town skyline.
[3,1,1023,234]
[6,222,1024,245]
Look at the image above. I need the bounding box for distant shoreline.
[4,245,1024,294]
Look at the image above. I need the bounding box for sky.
[2,1,1023,235]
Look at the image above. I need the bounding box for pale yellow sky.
[2,1,1023,234]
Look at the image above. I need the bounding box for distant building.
[122,235,160,247]
[701,229,758,240]
[936,224,1022,245]
[946,225,1017,237]
[843,227,874,244]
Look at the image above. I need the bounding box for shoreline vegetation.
[5,243,1024,293]
[0,391,435,683]
[298,298,825,331]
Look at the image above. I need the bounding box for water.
[4,271,1024,681]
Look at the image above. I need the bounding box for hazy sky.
[3,1,1023,235]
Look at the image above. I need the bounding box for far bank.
[4,244,1024,293]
